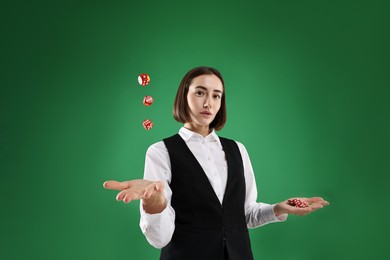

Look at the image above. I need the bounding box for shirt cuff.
[139,203,175,248]
[258,203,288,223]
[140,203,172,230]
[271,204,288,222]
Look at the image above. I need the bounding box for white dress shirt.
[139,127,287,249]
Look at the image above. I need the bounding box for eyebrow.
[195,86,223,93]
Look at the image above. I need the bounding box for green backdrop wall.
[1,0,389,259]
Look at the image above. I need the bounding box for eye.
[213,94,221,99]
[195,91,204,96]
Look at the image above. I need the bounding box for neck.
[183,123,211,137]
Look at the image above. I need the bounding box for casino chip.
[287,198,309,208]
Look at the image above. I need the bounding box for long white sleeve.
[139,142,175,249]
[236,142,288,228]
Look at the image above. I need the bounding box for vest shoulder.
[219,137,247,152]
[219,136,240,146]
[218,136,235,142]
[162,134,181,145]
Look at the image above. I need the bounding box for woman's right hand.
[103,180,167,214]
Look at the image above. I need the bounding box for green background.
[1,0,389,259]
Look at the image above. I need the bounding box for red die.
[143,95,153,106]
[138,73,150,86]
[143,119,153,130]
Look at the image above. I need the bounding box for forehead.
[189,74,223,92]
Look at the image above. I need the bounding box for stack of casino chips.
[287,198,309,208]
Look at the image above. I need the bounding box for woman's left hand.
[274,197,329,216]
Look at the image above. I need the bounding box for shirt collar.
[179,127,221,145]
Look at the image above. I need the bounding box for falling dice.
[287,198,309,208]
[143,95,153,106]
[143,119,153,130]
[138,73,150,86]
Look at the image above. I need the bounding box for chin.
[200,119,214,126]
[192,120,211,128]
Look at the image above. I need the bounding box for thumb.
[154,181,165,192]
[143,181,164,198]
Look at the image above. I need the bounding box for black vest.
[160,134,254,260]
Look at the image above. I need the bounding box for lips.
[200,111,212,116]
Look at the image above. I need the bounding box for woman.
[104,66,329,260]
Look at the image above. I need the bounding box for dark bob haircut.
[173,66,227,131]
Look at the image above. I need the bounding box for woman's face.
[186,74,223,129]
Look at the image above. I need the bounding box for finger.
[309,203,324,210]
[123,192,141,203]
[143,183,158,199]
[308,197,330,206]
[301,197,321,203]
[103,180,131,190]
[118,190,142,203]
[116,189,128,201]
[316,200,329,206]
[116,189,139,201]
[144,181,165,198]
[304,197,329,204]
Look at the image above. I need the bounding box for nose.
[203,97,211,109]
